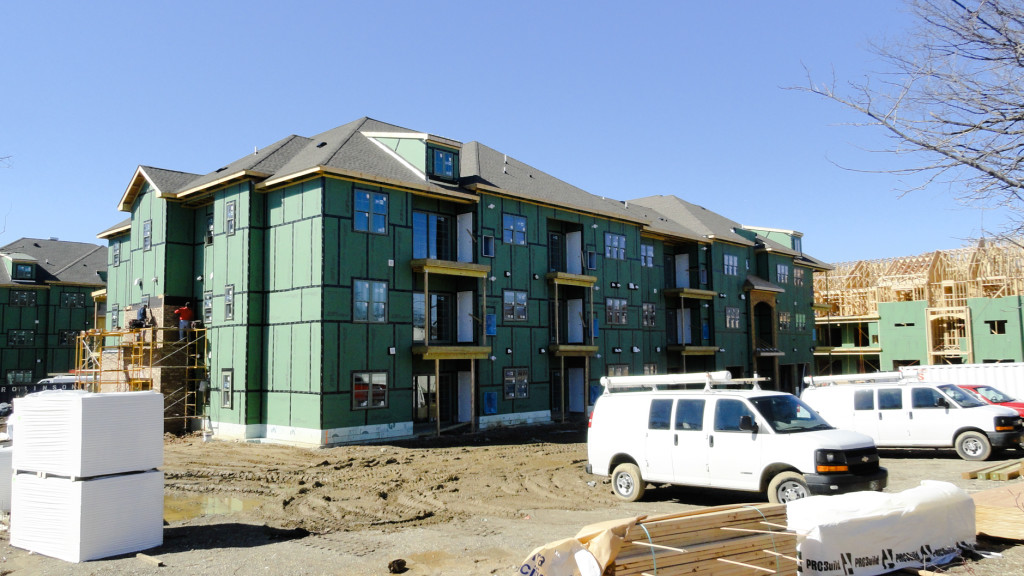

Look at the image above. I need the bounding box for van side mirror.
[739,415,758,433]
[936,397,949,408]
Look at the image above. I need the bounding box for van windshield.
[749,395,833,434]
[937,384,986,408]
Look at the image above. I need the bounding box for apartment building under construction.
[813,238,1024,374]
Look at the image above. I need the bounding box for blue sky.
[0,1,1005,263]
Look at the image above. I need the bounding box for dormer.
[3,253,37,281]
[426,138,460,183]
[363,131,462,183]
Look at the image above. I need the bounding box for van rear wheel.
[955,431,992,461]
[768,471,809,503]
[611,463,645,502]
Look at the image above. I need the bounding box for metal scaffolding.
[73,325,208,431]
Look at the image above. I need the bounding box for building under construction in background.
[73,320,208,434]
[813,238,1024,374]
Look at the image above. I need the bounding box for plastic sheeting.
[787,481,975,576]
[10,470,164,563]
[11,390,163,477]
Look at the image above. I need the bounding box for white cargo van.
[801,373,1023,461]
[586,372,887,504]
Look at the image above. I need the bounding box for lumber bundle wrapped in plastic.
[788,481,975,576]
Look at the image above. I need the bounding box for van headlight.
[995,416,1020,432]
[815,449,849,473]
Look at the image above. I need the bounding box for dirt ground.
[0,423,1022,575]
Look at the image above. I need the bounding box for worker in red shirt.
[174,302,194,341]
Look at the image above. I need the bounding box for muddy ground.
[0,423,1022,575]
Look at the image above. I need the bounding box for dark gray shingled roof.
[97,218,131,239]
[178,134,312,194]
[0,238,106,286]
[461,141,646,223]
[629,195,754,246]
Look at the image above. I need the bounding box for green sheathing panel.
[969,296,1024,362]
[323,176,409,429]
[43,285,96,374]
[767,255,815,369]
[711,242,752,374]
[164,202,196,296]
[374,137,426,174]
[878,301,929,369]
[202,182,271,428]
[638,238,668,374]
[0,284,98,389]
[105,234,131,327]
[262,178,324,430]
[0,287,48,384]
[125,183,168,310]
[477,192,655,410]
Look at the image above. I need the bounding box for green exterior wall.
[968,296,1024,363]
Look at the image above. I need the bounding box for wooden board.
[971,482,1024,541]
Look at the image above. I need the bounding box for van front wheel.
[611,463,646,502]
[955,431,992,461]
[768,471,809,503]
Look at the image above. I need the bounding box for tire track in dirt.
[162,424,605,534]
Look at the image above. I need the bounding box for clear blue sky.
[0,1,1005,264]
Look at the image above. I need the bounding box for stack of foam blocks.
[9,390,164,562]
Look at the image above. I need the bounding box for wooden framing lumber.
[962,459,1023,480]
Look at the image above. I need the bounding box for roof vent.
[317,142,327,148]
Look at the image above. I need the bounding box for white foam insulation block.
[12,390,163,477]
[10,469,164,562]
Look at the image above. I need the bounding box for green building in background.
[0,238,106,400]
[100,118,826,445]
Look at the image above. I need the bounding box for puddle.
[163,494,263,523]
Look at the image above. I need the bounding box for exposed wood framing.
[814,238,1024,363]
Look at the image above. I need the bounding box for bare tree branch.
[793,0,1024,235]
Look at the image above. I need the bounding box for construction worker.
[174,302,194,341]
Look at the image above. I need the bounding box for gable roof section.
[0,238,106,287]
[119,166,202,212]
[630,195,754,246]
[175,134,312,203]
[461,142,647,225]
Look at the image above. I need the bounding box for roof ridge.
[325,117,370,166]
[52,245,105,276]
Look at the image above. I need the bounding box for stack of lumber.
[609,503,796,576]
[961,459,1023,481]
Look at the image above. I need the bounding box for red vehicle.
[958,385,1024,418]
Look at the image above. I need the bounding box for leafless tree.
[801,0,1024,233]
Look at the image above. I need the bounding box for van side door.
[876,387,911,446]
[670,398,710,486]
[706,397,761,491]
[908,386,953,446]
[852,388,881,442]
[643,398,676,482]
